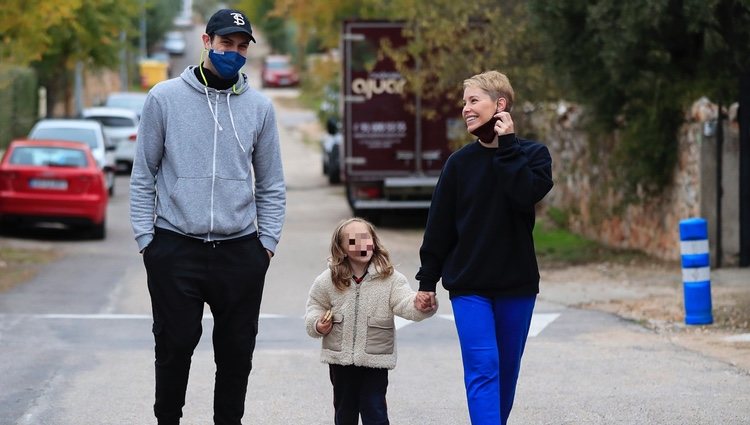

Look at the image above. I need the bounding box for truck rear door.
[343,21,420,179]
[342,21,460,213]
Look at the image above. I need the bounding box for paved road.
[2,93,749,424]
[1,29,749,425]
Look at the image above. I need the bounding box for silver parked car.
[104,92,148,119]
[82,107,139,173]
[28,119,117,195]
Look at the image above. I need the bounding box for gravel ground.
[540,260,750,373]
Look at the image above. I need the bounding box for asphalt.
[2,124,749,424]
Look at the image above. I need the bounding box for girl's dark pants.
[329,364,389,425]
[143,229,269,425]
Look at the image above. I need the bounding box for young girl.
[305,218,436,425]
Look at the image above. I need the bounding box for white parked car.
[163,31,186,56]
[82,107,139,173]
[28,119,117,195]
[104,92,148,119]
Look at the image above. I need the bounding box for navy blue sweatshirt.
[416,134,553,297]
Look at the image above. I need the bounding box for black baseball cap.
[205,9,256,43]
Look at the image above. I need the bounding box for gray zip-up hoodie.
[129,66,286,252]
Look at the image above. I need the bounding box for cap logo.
[230,12,246,26]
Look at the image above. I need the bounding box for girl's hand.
[316,310,333,335]
[415,291,437,312]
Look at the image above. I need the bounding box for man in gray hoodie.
[129,8,286,425]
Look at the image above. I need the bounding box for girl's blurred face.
[462,86,497,133]
[341,221,374,265]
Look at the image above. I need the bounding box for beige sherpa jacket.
[305,265,436,369]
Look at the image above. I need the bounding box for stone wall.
[517,99,737,262]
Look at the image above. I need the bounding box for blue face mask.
[208,49,246,78]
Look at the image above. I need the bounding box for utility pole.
[119,30,128,91]
[139,0,147,60]
[74,61,83,116]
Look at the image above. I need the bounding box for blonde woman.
[305,218,436,425]
[415,70,554,425]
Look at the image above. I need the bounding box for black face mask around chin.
[470,116,499,144]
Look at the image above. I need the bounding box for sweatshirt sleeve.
[252,103,286,253]
[390,273,437,321]
[129,93,165,252]
[304,275,330,338]
[415,159,458,292]
[493,135,553,212]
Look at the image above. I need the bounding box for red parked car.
[261,55,300,88]
[0,140,108,239]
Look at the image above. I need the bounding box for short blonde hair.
[463,70,515,112]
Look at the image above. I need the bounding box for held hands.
[414,291,437,313]
[315,309,333,335]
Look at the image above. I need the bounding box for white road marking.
[435,313,561,337]
[394,316,412,330]
[35,314,152,320]
[29,313,284,320]
[22,313,561,337]
[528,313,561,337]
[724,333,750,342]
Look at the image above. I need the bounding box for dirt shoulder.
[0,239,61,293]
[540,261,750,374]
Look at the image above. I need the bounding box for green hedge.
[0,65,38,150]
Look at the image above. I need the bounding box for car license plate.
[29,178,68,190]
[280,78,289,85]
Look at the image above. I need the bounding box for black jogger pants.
[143,228,270,425]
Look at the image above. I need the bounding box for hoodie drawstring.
[203,88,246,154]
[226,92,246,153]
[204,87,224,131]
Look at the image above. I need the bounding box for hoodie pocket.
[168,176,253,235]
[211,176,254,234]
[168,177,213,234]
[322,314,343,352]
[365,316,394,355]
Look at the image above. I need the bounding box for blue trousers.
[451,294,536,425]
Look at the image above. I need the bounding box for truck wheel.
[327,145,341,184]
[345,185,381,222]
[345,183,361,217]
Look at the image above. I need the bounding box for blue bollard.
[679,218,713,325]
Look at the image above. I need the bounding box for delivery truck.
[340,20,464,218]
